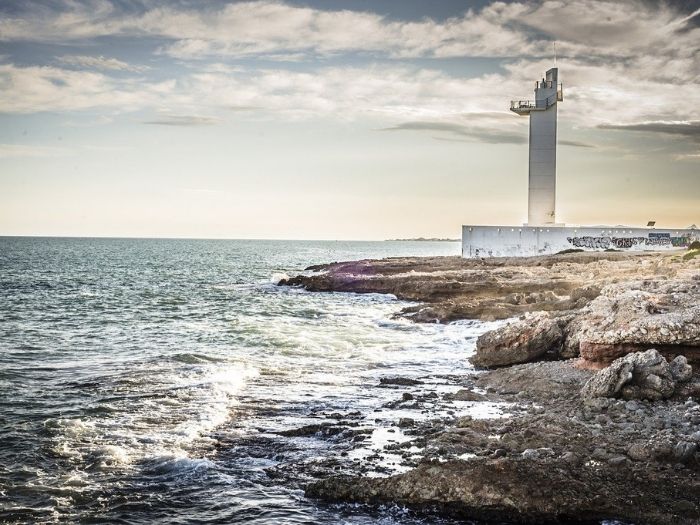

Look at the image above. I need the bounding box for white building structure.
[461,67,699,258]
[510,67,563,225]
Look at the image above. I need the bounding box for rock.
[581,358,634,399]
[561,315,586,359]
[402,392,414,401]
[278,424,346,438]
[306,456,699,525]
[455,416,473,427]
[581,349,692,401]
[572,280,700,367]
[560,451,579,464]
[521,448,540,460]
[670,355,693,382]
[470,312,563,368]
[673,441,697,463]
[675,378,700,398]
[627,442,652,461]
[446,389,487,402]
[624,400,641,411]
[570,284,602,303]
[398,418,415,428]
[380,377,423,386]
[607,455,629,467]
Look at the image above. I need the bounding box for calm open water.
[0,237,504,524]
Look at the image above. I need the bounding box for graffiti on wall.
[566,235,693,250]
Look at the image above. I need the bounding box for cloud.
[0,1,699,155]
[675,153,700,161]
[143,114,221,126]
[57,55,147,72]
[559,139,595,148]
[0,1,697,66]
[0,1,535,59]
[598,121,700,142]
[0,63,173,113]
[380,121,526,145]
[381,120,596,147]
[0,143,70,158]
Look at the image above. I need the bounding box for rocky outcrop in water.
[279,251,700,369]
[306,360,700,525]
[280,251,700,524]
[278,252,652,322]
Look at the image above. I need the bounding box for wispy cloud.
[380,121,526,145]
[598,121,700,142]
[143,114,221,126]
[559,139,595,148]
[57,55,147,72]
[0,143,70,158]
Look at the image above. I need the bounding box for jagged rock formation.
[572,279,700,367]
[470,312,563,368]
[581,349,696,400]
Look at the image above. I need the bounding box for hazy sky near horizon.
[1,0,699,239]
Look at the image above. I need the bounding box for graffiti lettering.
[644,237,671,247]
[671,236,690,247]
[566,236,683,249]
[567,236,611,249]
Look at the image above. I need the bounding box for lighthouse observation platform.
[510,81,563,114]
[462,225,699,258]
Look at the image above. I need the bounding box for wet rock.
[581,349,693,401]
[444,389,486,402]
[380,377,423,386]
[306,456,700,525]
[470,312,563,368]
[278,424,346,438]
[398,418,415,428]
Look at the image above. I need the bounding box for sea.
[0,237,506,524]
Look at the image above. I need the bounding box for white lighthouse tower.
[461,68,699,257]
[510,68,563,225]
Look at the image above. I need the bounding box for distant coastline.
[386,237,459,242]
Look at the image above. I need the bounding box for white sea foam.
[45,362,258,481]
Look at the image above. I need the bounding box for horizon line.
[0,234,463,242]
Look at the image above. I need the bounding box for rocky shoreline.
[278,251,700,524]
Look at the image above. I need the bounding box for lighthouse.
[510,68,563,225]
[461,68,698,257]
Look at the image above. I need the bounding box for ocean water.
[0,237,502,524]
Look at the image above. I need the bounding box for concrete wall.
[462,225,699,258]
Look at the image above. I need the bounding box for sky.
[1,0,699,240]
